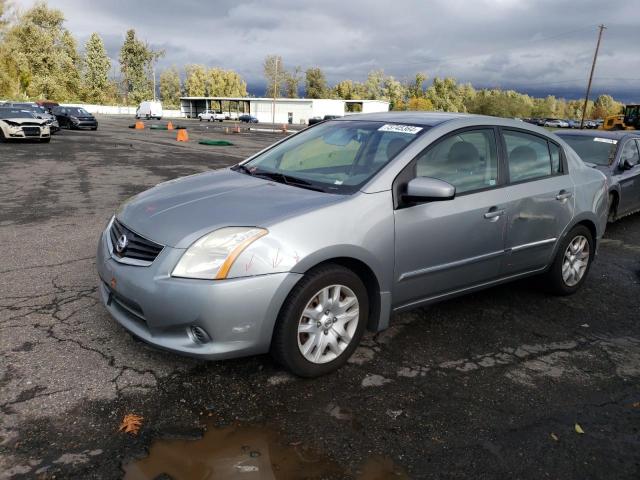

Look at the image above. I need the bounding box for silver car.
[97,113,608,377]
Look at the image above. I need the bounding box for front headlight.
[172,227,267,280]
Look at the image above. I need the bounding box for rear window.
[559,135,616,166]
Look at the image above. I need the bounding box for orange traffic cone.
[176,129,189,142]
[234,125,241,133]
[281,123,287,133]
[167,121,174,130]
[134,121,144,129]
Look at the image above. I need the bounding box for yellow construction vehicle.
[601,104,639,130]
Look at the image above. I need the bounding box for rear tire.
[543,225,594,295]
[271,264,368,377]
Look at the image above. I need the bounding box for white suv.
[198,110,225,122]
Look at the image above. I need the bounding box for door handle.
[556,190,573,201]
[484,207,505,220]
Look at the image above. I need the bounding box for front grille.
[22,126,40,137]
[109,218,163,264]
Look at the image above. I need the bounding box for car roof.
[555,129,639,140]
[337,111,477,127]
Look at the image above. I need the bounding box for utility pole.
[152,65,157,102]
[272,57,279,128]
[580,24,606,129]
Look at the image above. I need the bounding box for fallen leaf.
[119,414,143,435]
[574,423,584,434]
[550,432,559,441]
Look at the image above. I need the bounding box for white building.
[179,97,390,124]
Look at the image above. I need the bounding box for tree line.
[0,1,626,119]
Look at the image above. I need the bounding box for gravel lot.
[1,115,639,479]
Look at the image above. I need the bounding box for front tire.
[271,264,368,377]
[543,225,593,295]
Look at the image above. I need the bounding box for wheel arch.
[288,249,391,333]
[304,257,382,332]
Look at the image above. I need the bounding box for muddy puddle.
[123,423,409,479]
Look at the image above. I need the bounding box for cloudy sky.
[12,0,640,100]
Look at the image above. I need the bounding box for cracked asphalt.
[1,116,639,479]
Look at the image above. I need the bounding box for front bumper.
[73,120,98,129]
[96,228,301,360]
[8,127,50,139]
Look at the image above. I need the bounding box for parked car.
[557,130,640,222]
[35,100,60,113]
[583,120,597,129]
[544,119,569,128]
[198,110,225,122]
[309,115,343,126]
[97,112,608,377]
[238,114,258,123]
[136,101,163,120]
[0,108,51,142]
[52,106,98,130]
[7,102,60,133]
[566,120,580,129]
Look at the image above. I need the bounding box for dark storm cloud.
[13,0,640,98]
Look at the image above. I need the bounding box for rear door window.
[503,130,561,182]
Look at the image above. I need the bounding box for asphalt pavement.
[0,115,639,479]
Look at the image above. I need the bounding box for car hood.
[117,169,345,248]
[582,161,612,175]
[0,117,47,125]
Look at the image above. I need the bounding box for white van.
[136,101,163,120]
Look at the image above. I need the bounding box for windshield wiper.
[252,171,326,192]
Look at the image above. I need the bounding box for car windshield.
[0,109,36,119]
[68,108,90,115]
[560,135,617,166]
[239,120,426,193]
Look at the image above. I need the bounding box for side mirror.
[622,158,636,170]
[403,177,455,203]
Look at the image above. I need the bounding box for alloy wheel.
[562,235,590,287]
[297,284,359,364]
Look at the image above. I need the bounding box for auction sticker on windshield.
[594,137,617,144]
[378,124,423,134]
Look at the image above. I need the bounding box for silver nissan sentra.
[97,112,608,377]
